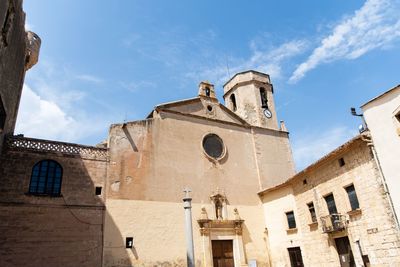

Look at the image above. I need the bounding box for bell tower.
[223,70,278,130]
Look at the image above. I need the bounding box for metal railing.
[320,214,347,233]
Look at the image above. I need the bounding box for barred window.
[29,160,62,196]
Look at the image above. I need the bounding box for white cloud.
[290,0,400,83]
[189,39,308,86]
[119,80,156,93]
[15,84,107,143]
[76,74,103,84]
[15,84,76,141]
[291,126,357,171]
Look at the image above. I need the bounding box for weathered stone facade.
[0,137,107,267]
[260,135,400,266]
[1,1,400,267]
[103,73,295,266]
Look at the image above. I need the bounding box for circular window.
[202,134,224,159]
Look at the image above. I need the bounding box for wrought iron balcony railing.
[320,214,347,233]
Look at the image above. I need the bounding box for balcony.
[321,214,347,233]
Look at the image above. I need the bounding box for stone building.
[259,134,400,267]
[361,85,400,224]
[0,0,40,154]
[1,1,400,267]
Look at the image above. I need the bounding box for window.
[205,87,210,97]
[202,134,224,159]
[338,157,345,167]
[259,87,268,108]
[288,247,304,267]
[95,186,102,196]
[324,194,338,214]
[286,211,297,229]
[307,202,317,223]
[0,95,6,131]
[345,184,360,210]
[230,94,237,111]
[126,237,133,248]
[29,160,62,196]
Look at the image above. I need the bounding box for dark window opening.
[286,211,296,229]
[230,94,237,111]
[207,105,213,112]
[95,186,102,196]
[324,194,338,214]
[126,237,133,248]
[338,157,345,167]
[395,112,400,123]
[260,87,268,108]
[345,184,360,210]
[302,179,307,185]
[205,87,210,97]
[288,247,304,267]
[307,202,317,223]
[29,160,63,196]
[202,134,224,159]
[0,95,6,131]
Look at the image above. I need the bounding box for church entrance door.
[212,240,234,267]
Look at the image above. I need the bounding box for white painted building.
[361,84,400,225]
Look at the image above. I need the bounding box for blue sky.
[17,0,400,170]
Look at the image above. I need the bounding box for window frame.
[285,211,297,229]
[28,159,63,196]
[345,184,360,211]
[259,87,268,108]
[324,193,338,214]
[307,202,317,223]
[230,93,237,111]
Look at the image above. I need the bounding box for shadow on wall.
[0,139,131,267]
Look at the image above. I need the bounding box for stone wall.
[104,111,286,266]
[362,86,400,223]
[0,0,27,153]
[261,138,400,266]
[0,138,108,267]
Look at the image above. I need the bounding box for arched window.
[259,87,268,108]
[29,160,63,196]
[230,94,237,111]
[205,87,211,97]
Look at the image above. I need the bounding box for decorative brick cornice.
[5,136,108,161]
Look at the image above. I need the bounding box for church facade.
[1,2,400,267]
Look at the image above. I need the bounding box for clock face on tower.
[263,108,272,118]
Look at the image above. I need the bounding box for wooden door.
[288,247,304,267]
[335,237,355,267]
[212,240,234,267]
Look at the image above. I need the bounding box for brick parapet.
[5,135,108,161]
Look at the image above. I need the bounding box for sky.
[17,0,400,170]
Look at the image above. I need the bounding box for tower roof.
[223,70,271,97]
